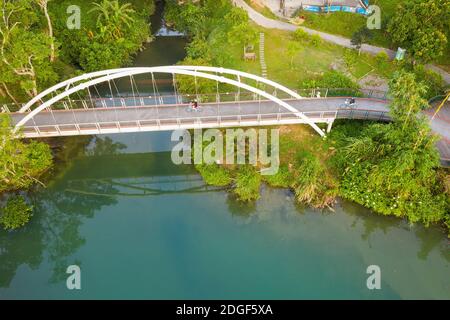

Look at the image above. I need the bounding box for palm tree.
[89,0,135,39]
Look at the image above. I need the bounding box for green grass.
[293,0,406,49]
[301,11,366,39]
[195,163,233,187]
[228,25,398,89]
[263,165,293,188]
[233,165,262,202]
[350,59,375,79]
[373,0,402,16]
[239,0,449,72]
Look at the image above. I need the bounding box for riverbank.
[193,121,449,230]
[166,0,450,234]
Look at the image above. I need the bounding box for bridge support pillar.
[326,119,334,133]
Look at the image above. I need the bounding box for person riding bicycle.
[189,99,199,111]
[344,97,356,107]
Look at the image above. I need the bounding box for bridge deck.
[9,97,450,166]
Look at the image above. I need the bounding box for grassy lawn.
[224,25,397,90]
[298,3,392,48]
[262,0,449,72]
[300,11,366,39]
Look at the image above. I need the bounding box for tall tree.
[227,22,258,58]
[286,41,302,69]
[89,0,136,40]
[388,70,428,128]
[387,0,450,63]
[35,0,55,62]
[0,0,56,101]
[351,27,373,55]
[0,114,53,193]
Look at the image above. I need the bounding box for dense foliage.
[195,163,232,187]
[329,71,448,226]
[299,70,359,91]
[388,0,450,63]
[0,115,53,193]
[0,0,154,104]
[0,0,58,103]
[0,195,33,230]
[291,150,336,208]
[165,0,258,93]
[51,0,154,72]
[233,165,261,202]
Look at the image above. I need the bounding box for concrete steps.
[259,32,267,79]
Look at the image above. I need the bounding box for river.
[0,2,449,300]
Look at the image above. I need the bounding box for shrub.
[291,150,337,208]
[0,196,33,230]
[299,70,360,96]
[293,28,310,41]
[195,163,233,187]
[375,51,390,65]
[233,165,261,202]
[187,37,213,61]
[1,115,53,193]
[413,65,445,100]
[310,34,322,46]
[343,49,358,68]
[263,165,293,188]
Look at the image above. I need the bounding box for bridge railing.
[1,88,391,115]
[296,88,390,100]
[18,107,391,137]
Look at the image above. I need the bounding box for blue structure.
[302,1,369,15]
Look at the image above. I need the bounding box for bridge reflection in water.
[58,151,224,198]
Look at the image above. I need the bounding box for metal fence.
[2,87,391,115]
[19,107,390,138]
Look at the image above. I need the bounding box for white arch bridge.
[8,66,449,165]
[5,66,396,139]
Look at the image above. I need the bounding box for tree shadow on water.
[0,179,119,287]
[226,194,257,218]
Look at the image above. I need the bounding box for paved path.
[10,97,450,165]
[233,0,450,84]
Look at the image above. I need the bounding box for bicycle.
[339,98,357,109]
[186,101,202,112]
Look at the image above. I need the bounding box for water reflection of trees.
[0,221,44,287]
[341,199,402,243]
[0,136,124,287]
[86,136,127,156]
[0,135,226,287]
[226,193,257,218]
[341,199,449,262]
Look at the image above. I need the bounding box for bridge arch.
[14,66,325,136]
[18,66,303,114]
